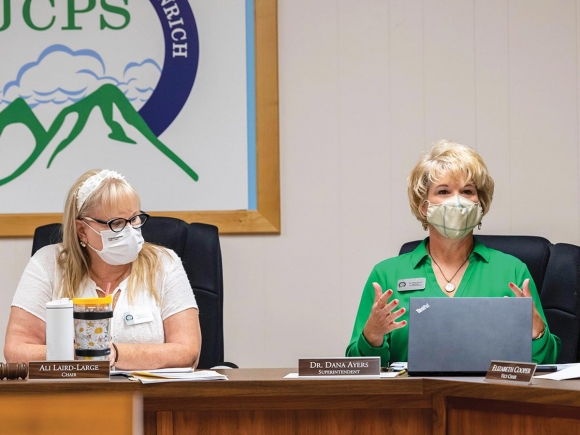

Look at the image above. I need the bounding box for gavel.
[0,363,28,380]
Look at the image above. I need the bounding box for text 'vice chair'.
[32,216,232,369]
[399,235,580,364]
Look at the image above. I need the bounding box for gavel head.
[0,363,28,380]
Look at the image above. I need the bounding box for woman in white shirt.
[4,169,201,369]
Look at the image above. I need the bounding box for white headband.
[76,170,125,212]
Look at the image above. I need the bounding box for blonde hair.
[407,140,495,227]
[58,169,167,302]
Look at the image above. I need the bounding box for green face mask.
[426,195,483,240]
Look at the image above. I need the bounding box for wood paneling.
[473,0,510,235]
[4,370,580,435]
[423,0,476,144]
[388,0,427,246]
[173,409,431,435]
[508,0,579,242]
[0,392,140,435]
[447,398,580,435]
[448,409,580,435]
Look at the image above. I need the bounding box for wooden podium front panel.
[170,408,431,435]
[139,369,431,435]
[6,370,580,435]
[425,378,580,435]
[0,392,141,435]
[446,397,580,435]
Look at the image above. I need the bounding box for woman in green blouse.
[346,140,560,366]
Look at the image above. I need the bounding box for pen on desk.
[535,365,557,373]
[396,369,407,377]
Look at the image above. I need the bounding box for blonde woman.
[346,140,560,366]
[4,169,201,369]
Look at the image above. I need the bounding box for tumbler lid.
[46,298,72,308]
[72,295,113,305]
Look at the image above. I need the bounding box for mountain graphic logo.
[0,1,200,187]
[0,84,198,187]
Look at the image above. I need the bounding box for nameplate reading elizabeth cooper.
[298,357,380,378]
[29,360,110,381]
[484,360,537,385]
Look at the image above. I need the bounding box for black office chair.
[399,235,580,364]
[32,217,234,369]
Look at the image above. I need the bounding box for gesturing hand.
[509,279,545,339]
[363,282,407,347]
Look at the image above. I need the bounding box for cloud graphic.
[119,59,162,103]
[0,44,161,110]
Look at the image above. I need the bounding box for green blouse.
[346,238,561,366]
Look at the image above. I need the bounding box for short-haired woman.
[346,140,560,366]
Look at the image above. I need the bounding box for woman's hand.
[363,282,407,347]
[509,279,545,339]
[109,309,201,370]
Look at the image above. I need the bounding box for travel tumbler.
[72,296,113,360]
[45,298,74,360]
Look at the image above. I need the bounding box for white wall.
[1,0,580,368]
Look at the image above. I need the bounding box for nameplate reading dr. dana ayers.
[298,357,380,378]
[28,360,110,380]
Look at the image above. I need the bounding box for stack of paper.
[534,363,580,381]
[111,367,228,383]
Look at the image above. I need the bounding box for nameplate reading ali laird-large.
[28,360,110,380]
[299,357,380,378]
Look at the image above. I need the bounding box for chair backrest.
[31,217,224,369]
[541,243,580,363]
[399,235,580,363]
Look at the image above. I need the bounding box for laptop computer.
[407,297,532,376]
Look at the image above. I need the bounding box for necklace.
[428,245,471,292]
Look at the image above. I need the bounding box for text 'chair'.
[399,235,580,364]
[32,217,233,369]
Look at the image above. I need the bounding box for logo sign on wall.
[0,0,279,235]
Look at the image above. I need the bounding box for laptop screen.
[407,297,532,376]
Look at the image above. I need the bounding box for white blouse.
[12,244,198,344]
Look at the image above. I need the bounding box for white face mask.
[83,222,144,266]
[425,195,483,240]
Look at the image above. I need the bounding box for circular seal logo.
[140,0,199,136]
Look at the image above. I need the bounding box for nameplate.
[484,360,536,384]
[298,357,380,378]
[29,360,110,381]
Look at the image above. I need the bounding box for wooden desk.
[424,377,580,435]
[1,369,580,435]
[0,389,141,435]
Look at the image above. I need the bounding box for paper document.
[111,367,194,376]
[534,363,580,381]
[390,362,407,370]
[284,371,406,379]
[111,368,228,383]
[380,371,404,378]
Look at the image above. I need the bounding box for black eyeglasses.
[83,212,150,233]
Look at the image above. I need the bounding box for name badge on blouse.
[397,278,426,291]
[124,311,154,326]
